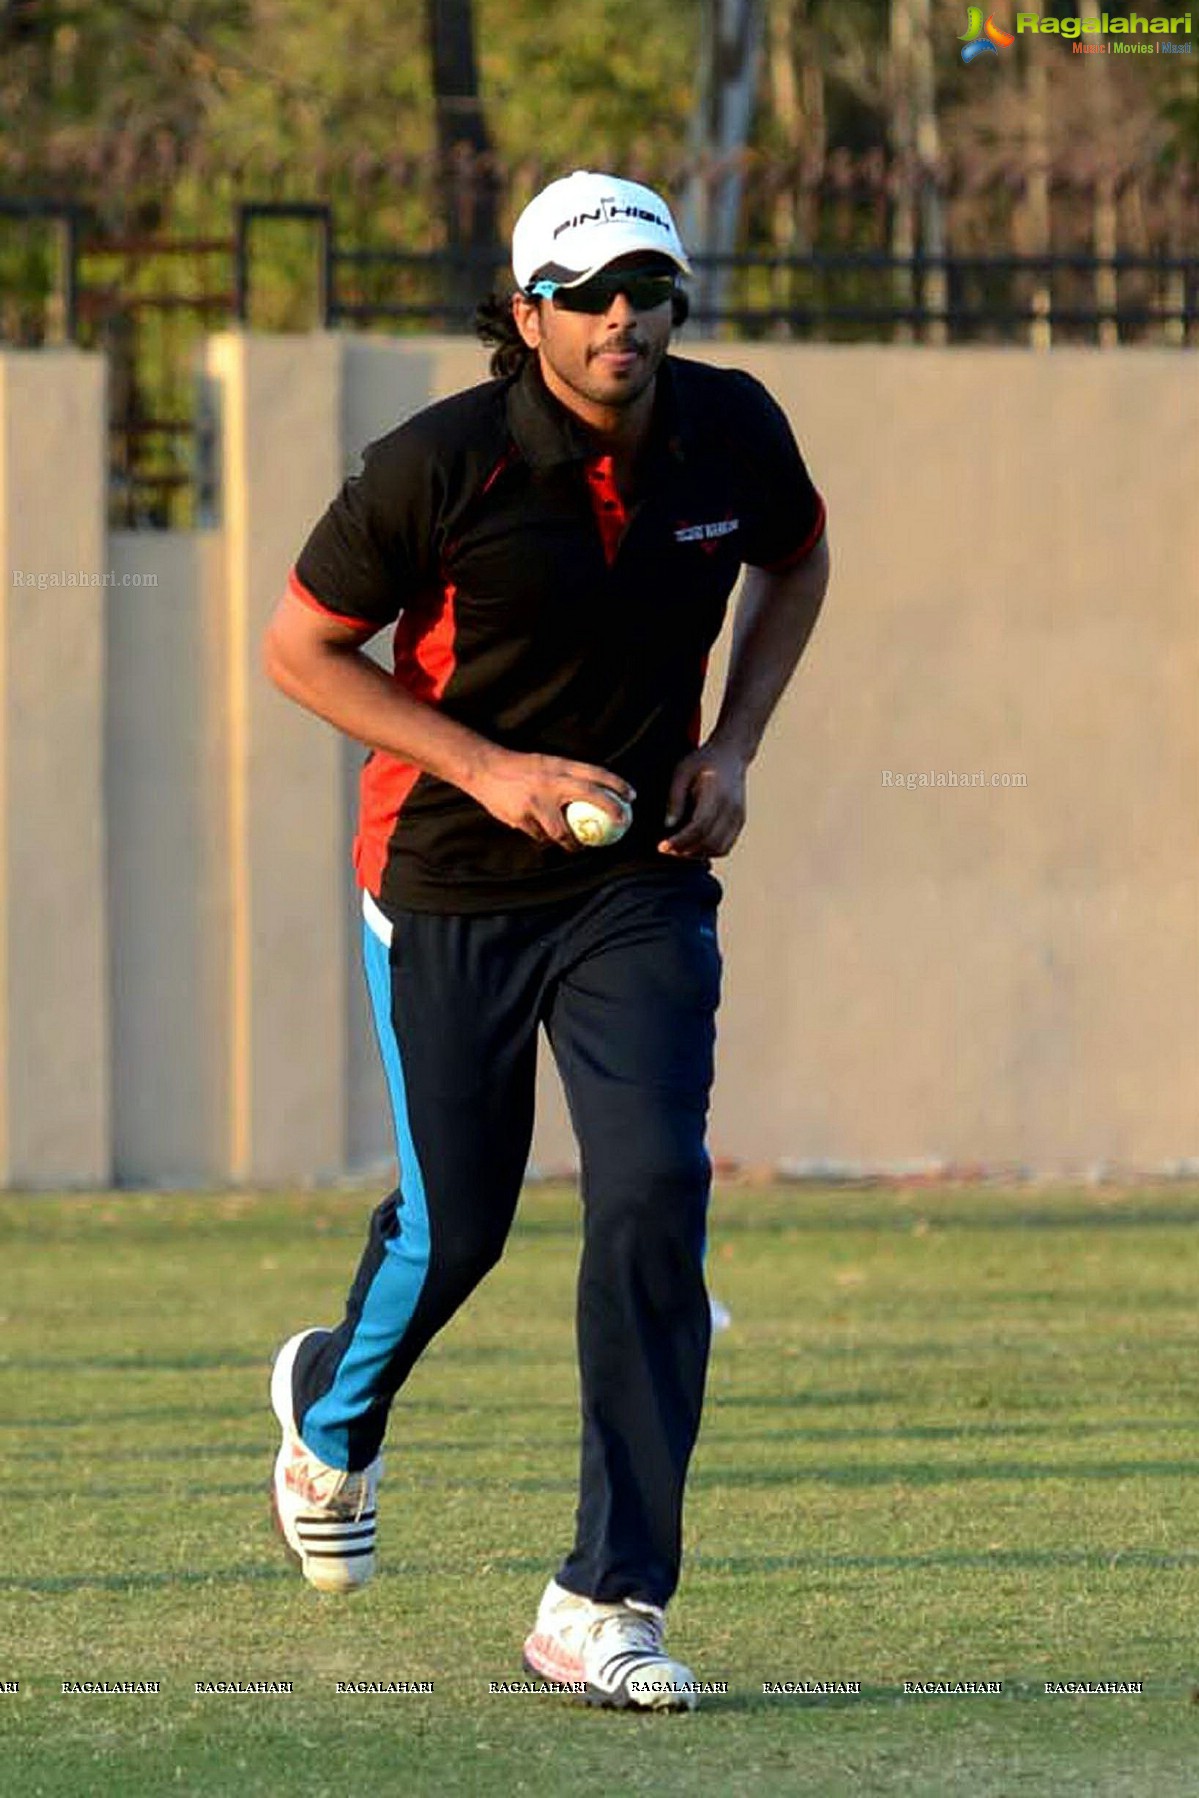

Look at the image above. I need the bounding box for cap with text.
[512,170,692,293]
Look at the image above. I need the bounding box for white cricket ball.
[564,789,633,848]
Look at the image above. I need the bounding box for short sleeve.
[292,424,443,631]
[726,373,826,571]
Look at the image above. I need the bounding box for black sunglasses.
[528,270,677,314]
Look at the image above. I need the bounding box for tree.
[0,0,43,45]
[678,0,766,323]
[425,0,500,310]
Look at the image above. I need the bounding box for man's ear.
[511,294,542,350]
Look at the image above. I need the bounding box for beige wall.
[696,345,1199,1170]
[107,530,228,1181]
[206,334,349,1182]
[1,336,1195,1185]
[0,351,110,1185]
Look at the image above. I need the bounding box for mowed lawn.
[2,1182,1199,1796]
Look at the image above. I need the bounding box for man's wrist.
[453,732,509,803]
[706,721,758,768]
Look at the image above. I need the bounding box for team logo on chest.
[674,517,740,554]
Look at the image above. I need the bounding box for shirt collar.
[506,355,689,472]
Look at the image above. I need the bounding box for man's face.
[512,254,675,426]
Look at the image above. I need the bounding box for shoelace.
[292,1449,376,1520]
[586,1605,665,1658]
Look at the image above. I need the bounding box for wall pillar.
[206,332,347,1182]
[0,350,110,1185]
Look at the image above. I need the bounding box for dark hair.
[474,290,530,379]
[474,286,690,380]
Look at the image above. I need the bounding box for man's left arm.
[659,532,830,858]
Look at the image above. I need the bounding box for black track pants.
[292,865,722,1608]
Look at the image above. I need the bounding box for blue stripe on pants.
[300,919,431,1468]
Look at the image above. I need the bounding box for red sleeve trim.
[287,567,375,632]
[759,494,827,574]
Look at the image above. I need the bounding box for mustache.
[587,336,647,360]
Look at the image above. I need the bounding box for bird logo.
[960,8,1015,60]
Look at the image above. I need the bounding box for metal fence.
[2,155,1196,527]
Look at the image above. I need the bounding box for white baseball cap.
[512,170,692,292]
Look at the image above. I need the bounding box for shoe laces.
[290,1445,378,1520]
[588,1602,665,1658]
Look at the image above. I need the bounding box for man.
[263,169,829,1711]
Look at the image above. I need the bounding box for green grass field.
[3,1182,1198,1795]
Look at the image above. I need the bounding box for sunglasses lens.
[554,273,675,313]
[626,275,675,310]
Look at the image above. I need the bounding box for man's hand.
[262,590,635,853]
[469,748,636,852]
[657,535,830,861]
[657,742,748,859]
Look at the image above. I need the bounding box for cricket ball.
[563,790,633,848]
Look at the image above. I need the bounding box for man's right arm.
[262,585,632,849]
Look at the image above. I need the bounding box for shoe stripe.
[302,1545,376,1560]
[294,1515,377,1530]
[296,1529,376,1547]
[596,1651,661,1680]
[294,1531,375,1546]
[293,1517,377,1531]
[293,1516,376,1531]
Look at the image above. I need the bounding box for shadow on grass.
[707,1416,1199,1447]
[714,1390,892,1411]
[7,1543,1198,1599]
[0,1562,297,1595]
[0,1352,267,1373]
[517,1199,1199,1239]
[0,1395,583,1433]
[0,1404,263,1431]
[9,1442,269,1467]
[449,1546,1199,1584]
[1,1344,578,1374]
[691,1455,1199,1490]
[6,1480,269,1505]
[688,1546,1199,1574]
[18,1451,1188,1494]
[720,1201,1199,1235]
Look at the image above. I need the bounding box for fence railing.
[2,156,1196,527]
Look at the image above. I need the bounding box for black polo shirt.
[292,353,825,914]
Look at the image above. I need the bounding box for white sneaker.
[522,1579,699,1711]
[269,1329,380,1594]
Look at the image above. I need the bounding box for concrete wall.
[696,345,1199,1170]
[0,351,110,1185]
[0,335,1195,1185]
[205,334,349,1183]
[107,530,228,1182]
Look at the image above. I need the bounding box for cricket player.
[262,169,829,1710]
